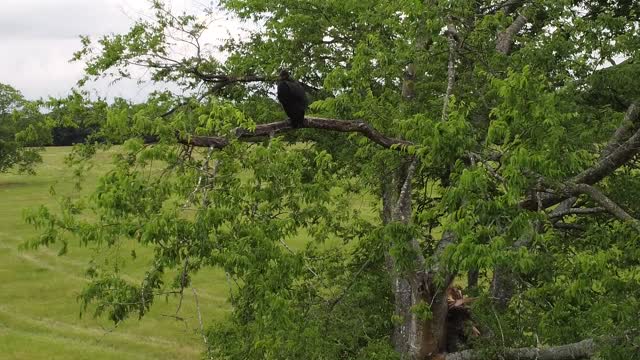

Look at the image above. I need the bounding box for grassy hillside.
[0,147,230,360]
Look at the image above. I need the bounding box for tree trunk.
[490,220,540,310]
[387,3,456,355]
[490,266,515,311]
[382,163,452,359]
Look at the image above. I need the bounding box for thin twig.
[278,239,319,277]
[225,272,236,304]
[328,253,376,310]
[192,288,209,346]
[442,22,459,121]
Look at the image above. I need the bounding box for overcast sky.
[0,0,242,101]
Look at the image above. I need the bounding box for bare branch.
[569,183,640,231]
[480,0,527,15]
[192,288,209,347]
[548,197,577,219]
[601,102,640,159]
[446,338,596,360]
[468,152,505,183]
[193,72,271,85]
[502,0,527,14]
[496,13,528,55]
[174,117,413,150]
[574,116,640,186]
[443,23,459,120]
[549,206,606,219]
[278,238,319,278]
[328,252,377,310]
[553,222,587,231]
[522,103,640,210]
[394,158,418,222]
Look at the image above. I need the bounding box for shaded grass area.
[0,147,230,360]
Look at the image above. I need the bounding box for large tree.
[0,83,50,173]
[29,0,640,359]
[44,90,110,146]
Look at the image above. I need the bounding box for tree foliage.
[43,91,110,146]
[0,83,51,173]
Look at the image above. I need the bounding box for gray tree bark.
[446,338,597,360]
[382,161,453,359]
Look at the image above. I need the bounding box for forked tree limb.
[493,104,640,311]
[496,13,528,55]
[521,102,640,211]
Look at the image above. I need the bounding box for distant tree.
[29,1,640,359]
[0,83,50,173]
[44,91,109,146]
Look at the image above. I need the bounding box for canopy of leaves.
[0,83,51,173]
[43,91,111,146]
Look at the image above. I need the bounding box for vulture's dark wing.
[277,80,308,127]
[288,81,308,108]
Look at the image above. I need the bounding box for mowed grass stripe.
[0,305,197,347]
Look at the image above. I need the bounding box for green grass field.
[0,147,231,360]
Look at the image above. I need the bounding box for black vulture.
[277,70,308,128]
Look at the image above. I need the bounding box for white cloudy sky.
[0,0,246,101]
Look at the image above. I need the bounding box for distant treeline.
[51,124,98,146]
[46,91,125,146]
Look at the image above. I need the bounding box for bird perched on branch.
[277,70,308,128]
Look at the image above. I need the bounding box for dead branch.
[446,338,596,360]
[193,71,271,85]
[468,152,505,183]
